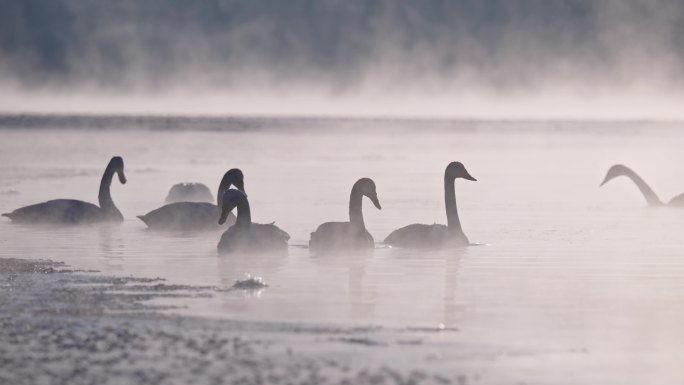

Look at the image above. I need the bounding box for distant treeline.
[1,0,682,91]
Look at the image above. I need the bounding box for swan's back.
[2,199,111,224]
[309,222,374,251]
[165,183,214,204]
[138,202,235,230]
[384,223,468,249]
[668,194,684,207]
[218,223,290,254]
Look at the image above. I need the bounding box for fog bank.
[1,0,683,119]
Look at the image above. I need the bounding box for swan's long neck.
[621,169,663,206]
[234,199,252,228]
[349,188,365,228]
[98,163,121,215]
[216,183,231,208]
[444,175,462,231]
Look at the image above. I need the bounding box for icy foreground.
[0,258,475,385]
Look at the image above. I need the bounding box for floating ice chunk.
[231,274,268,290]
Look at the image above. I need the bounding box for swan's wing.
[3,199,102,224]
[165,183,214,204]
[309,222,373,251]
[218,223,289,254]
[310,221,347,241]
[384,223,470,249]
[253,222,290,244]
[138,202,233,230]
[257,222,290,241]
[384,223,445,247]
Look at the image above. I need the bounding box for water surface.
[1,117,683,383]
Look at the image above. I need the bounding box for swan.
[2,156,127,224]
[309,178,382,252]
[137,168,244,230]
[165,182,213,203]
[217,189,290,254]
[600,164,684,207]
[384,162,476,248]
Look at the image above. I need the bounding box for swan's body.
[217,189,289,254]
[137,169,244,230]
[309,178,381,252]
[165,182,213,203]
[2,156,127,224]
[384,162,476,248]
[310,222,375,250]
[385,223,468,249]
[601,164,684,207]
[138,202,224,230]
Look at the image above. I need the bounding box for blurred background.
[1,0,683,119]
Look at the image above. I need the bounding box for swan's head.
[110,156,127,184]
[446,162,476,181]
[219,168,245,194]
[600,164,630,187]
[354,178,382,210]
[218,188,247,224]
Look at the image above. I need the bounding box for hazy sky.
[1,0,683,118]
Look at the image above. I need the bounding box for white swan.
[2,156,127,224]
[309,178,382,252]
[384,162,476,248]
[137,169,244,230]
[165,182,213,203]
[217,189,290,254]
[601,164,684,207]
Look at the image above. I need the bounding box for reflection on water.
[1,117,684,381]
[98,226,125,272]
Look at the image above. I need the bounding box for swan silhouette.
[137,169,244,230]
[309,178,382,252]
[600,164,684,207]
[217,189,290,254]
[165,182,213,203]
[384,162,476,248]
[2,156,127,224]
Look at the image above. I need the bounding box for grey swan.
[600,164,684,207]
[137,168,244,230]
[165,182,214,203]
[309,178,382,252]
[2,156,127,224]
[217,189,290,254]
[384,162,476,248]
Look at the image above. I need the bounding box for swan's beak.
[463,170,477,181]
[599,176,610,187]
[118,171,127,184]
[371,195,382,210]
[218,202,238,224]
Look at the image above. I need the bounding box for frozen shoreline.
[0,257,480,385]
[2,256,683,385]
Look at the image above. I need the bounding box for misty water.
[2,117,684,382]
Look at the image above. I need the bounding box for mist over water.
[1,118,684,384]
[2,3,684,383]
[1,0,684,118]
